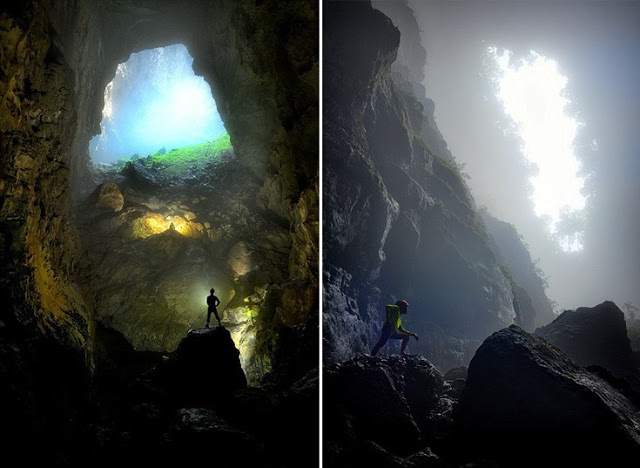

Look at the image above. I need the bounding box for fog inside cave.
[406,0,640,312]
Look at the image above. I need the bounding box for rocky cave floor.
[45,155,640,467]
[56,151,317,467]
[325,302,640,468]
[75,149,294,376]
[72,324,317,468]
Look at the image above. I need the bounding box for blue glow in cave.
[90,44,226,164]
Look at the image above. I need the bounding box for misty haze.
[412,0,640,313]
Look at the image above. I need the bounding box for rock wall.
[323,0,541,371]
[0,1,94,460]
[0,0,94,359]
[481,211,555,329]
[76,152,297,383]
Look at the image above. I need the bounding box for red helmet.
[396,299,409,308]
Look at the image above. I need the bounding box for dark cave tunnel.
[0,1,318,465]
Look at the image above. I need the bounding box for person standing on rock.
[371,299,419,355]
[205,288,221,327]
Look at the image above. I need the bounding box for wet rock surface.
[324,354,455,462]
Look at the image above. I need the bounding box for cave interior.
[0,0,318,465]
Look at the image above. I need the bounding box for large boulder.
[152,326,247,406]
[324,354,453,458]
[85,182,125,213]
[455,325,640,466]
[535,300,633,375]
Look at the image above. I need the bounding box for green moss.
[112,133,232,175]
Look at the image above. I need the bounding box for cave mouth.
[89,43,227,166]
[77,122,286,386]
[76,45,290,386]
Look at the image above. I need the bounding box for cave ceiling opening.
[484,46,586,253]
[89,43,228,166]
[1,1,318,464]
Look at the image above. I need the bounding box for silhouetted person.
[206,288,221,327]
[371,299,419,355]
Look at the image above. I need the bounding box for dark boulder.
[324,354,453,458]
[161,408,264,468]
[443,366,467,399]
[535,300,634,376]
[443,366,467,381]
[455,325,640,466]
[120,161,159,191]
[151,326,247,406]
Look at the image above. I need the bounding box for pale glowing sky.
[411,0,640,310]
[488,47,586,251]
[91,44,225,162]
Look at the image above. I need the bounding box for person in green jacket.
[371,299,419,355]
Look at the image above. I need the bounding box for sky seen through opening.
[90,44,225,163]
[487,47,586,252]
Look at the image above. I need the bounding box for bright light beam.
[487,47,586,252]
[90,44,225,163]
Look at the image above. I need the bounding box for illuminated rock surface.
[323,0,549,372]
[77,151,293,383]
[481,211,556,329]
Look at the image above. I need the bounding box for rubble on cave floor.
[325,323,640,468]
[90,322,317,468]
[76,148,292,383]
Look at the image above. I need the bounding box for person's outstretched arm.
[398,323,419,340]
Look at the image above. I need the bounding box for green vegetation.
[112,133,232,175]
